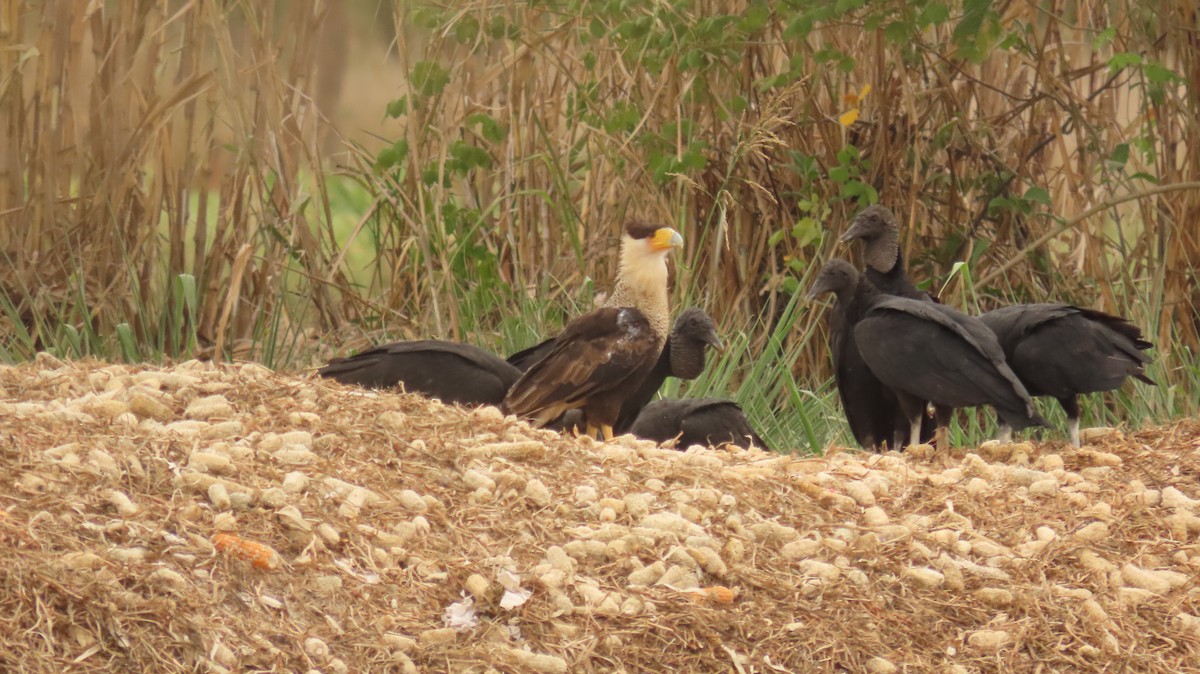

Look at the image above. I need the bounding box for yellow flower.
[839,84,871,127]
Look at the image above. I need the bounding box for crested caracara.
[511,307,724,435]
[503,222,682,440]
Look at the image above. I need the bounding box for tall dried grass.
[356,0,1199,377]
[1,0,354,362]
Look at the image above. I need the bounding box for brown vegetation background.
[2,0,1197,377]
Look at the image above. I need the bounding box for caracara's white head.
[606,221,683,340]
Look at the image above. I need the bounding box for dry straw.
[1,356,1198,672]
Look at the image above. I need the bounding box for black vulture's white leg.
[1058,396,1081,448]
[996,423,1013,444]
[910,418,922,448]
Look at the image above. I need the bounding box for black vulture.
[317,341,520,407]
[629,398,768,450]
[612,307,723,433]
[808,260,1049,447]
[810,264,908,450]
[504,222,683,440]
[836,204,940,448]
[979,303,1155,446]
[840,203,933,301]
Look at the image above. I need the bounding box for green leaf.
[115,323,139,362]
[1144,62,1182,84]
[919,2,950,26]
[411,61,450,98]
[953,0,991,51]
[739,3,771,34]
[828,166,850,183]
[1109,143,1130,167]
[791,216,821,247]
[768,229,786,247]
[386,97,408,118]
[833,0,865,14]
[467,114,508,143]
[1092,26,1116,49]
[589,17,607,38]
[1108,52,1142,73]
[884,21,913,44]
[453,16,479,44]
[448,141,492,172]
[836,144,861,164]
[1024,186,1051,205]
[782,15,814,39]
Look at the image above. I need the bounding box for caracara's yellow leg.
[600,425,614,442]
[934,426,948,449]
[585,424,599,439]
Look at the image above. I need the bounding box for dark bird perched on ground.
[611,307,724,433]
[317,341,520,407]
[808,260,1049,448]
[812,267,909,450]
[979,303,1155,447]
[504,222,683,441]
[629,398,768,450]
[838,203,939,449]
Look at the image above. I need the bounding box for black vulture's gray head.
[805,259,859,302]
[669,307,723,379]
[841,204,900,274]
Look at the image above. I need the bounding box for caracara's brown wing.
[504,307,661,426]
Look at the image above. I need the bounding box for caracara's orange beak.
[648,227,683,251]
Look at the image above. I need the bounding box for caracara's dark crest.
[623,220,663,240]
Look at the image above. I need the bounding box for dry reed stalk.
[2,1,351,358]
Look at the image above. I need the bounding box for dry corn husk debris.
[1,357,1199,672]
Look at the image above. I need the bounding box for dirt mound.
[1,356,1199,673]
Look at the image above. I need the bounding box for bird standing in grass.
[979,303,1155,446]
[808,260,1049,448]
[836,204,939,449]
[504,222,683,441]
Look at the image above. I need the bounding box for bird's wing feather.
[504,308,659,417]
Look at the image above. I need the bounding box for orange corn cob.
[687,586,736,604]
[212,532,282,570]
